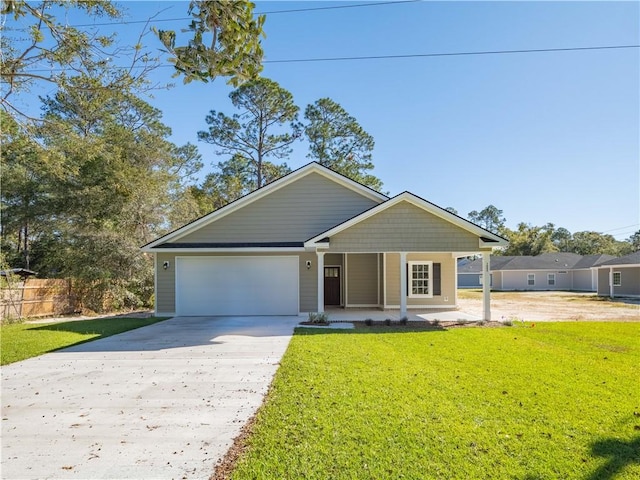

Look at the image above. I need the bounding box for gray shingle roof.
[457,253,621,272]
[598,251,640,266]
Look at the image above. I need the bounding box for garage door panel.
[175,256,299,316]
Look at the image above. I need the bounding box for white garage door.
[175,256,299,316]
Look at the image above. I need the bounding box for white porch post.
[609,267,614,298]
[400,252,407,316]
[482,252,491,321]
[317,251,325,312]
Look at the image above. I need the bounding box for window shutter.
[433,263,441,296]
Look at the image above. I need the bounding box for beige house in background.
[142,163,508,319]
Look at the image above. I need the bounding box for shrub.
[399,316,408,325]
[364,318,373,326]
[384,318,392,326]
[307,312,329,324]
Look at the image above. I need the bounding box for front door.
[324,267,341,306]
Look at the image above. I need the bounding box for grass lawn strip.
[228,322,640,479]
[1,317,168,365]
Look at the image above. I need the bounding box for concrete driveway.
[1,316,300,479]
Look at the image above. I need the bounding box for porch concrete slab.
[324,309,481,322]
[1,315,299,480]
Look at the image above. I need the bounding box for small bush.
[364,318,373,326]
[399,316,408,325]
[308,312,329,324]
[384,318,392,326]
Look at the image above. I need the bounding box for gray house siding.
[177,172,380,244]
[572,269,595,291]
[459,273,482,288]
[346,253,378,306]
[496,270,573,291]
[154,251,317,315]
[327,202,481,253]
[385,253,456,307]
[598,267,640,297]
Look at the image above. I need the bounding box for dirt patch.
[458,291,639,322]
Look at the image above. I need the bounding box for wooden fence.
[0,279,76,320]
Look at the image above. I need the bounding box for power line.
[69,1,420,28]
[20,44,640,73]
[599,223,640,234]
[263,45,640,64]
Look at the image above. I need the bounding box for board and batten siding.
[346,253,378,306]
[155,251,318,314]
[176,172,380,244]
[327,202,480,253]
[385,253,456,307]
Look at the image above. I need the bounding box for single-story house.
[142,163,508,319]
[458,253,614,291]
[596,251,640,298]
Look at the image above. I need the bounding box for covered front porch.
[313,251,493,321]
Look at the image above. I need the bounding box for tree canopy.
[197,77,301,189]
[154,0,265,85]
[304,98,382,191]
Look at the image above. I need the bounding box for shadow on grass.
[587,435,640,480]
[30,317,167,336]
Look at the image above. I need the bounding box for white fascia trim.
[143,163,387,250]
[305,193,507,247]
[146,247,307,253]
[597,263,640,269]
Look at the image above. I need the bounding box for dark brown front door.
[324,267,341,306]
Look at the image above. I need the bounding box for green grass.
[1,317,167,365]
[231,322,640,479]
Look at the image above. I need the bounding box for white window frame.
[408,261,433,298]
[612,271,621,287]
[527,273,535,286]
[548,273,556,286]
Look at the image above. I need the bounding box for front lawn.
[1,317,167,365]
[229,322,640,479]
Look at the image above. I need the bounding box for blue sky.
[15,1,640,239]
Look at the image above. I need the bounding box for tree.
[304,98,382,191]
[501,223,557,256]
[1,66,202,311]
[198,77,301,188]
[444,207,459,216]
[627,230,640,251]
[154,0,265,85]
[1,0,159,121]
[551,227,572,252]
[188,154,291,215]
[570,231,620,256]
[467,205,506,233]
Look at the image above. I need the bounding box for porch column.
[609,267,614,298]
[482,252,491,321]
[317,251,325,312]
[400,252,407,316]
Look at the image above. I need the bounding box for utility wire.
[70,1,420,28]
[20,44,640,73]
[263,45,640,64]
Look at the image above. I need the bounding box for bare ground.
[458,291,640,322]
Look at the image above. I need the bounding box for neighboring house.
[457,253,614,291]
[597,251,640,298]
[142,163,508,319]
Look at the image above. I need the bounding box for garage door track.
[1,316,300,479]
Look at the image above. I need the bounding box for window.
[613,272,621,287]
[324,267,339,278]
[548,273,556,286]
[527,274,535,286]
[409,261,432,297]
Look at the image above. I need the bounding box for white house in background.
[458,253,615,291]
[597,251,640,298]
